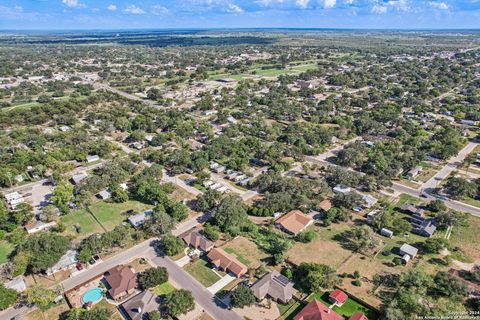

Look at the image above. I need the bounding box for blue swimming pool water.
[82,288,103,304]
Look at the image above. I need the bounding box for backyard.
[0,240,14,264]
[88,200,152,231]
[60,208,104,238]
[222,236,268,269]
[308,291,379,320]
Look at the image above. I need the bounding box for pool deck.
[65,276,104,308]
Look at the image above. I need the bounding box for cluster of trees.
[77,225,131,263]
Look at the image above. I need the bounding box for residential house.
[86,155,100,163]
[294,299,343,320]
[329,289,348,307]
[333,185,351,195]
[250,270,297,304]
[362,195,378,208]
[412,219,437,238]
[399,243,419,264]
[206,248,247,278]
[406,166,422,179]
[180,227,214,252]
[71,173,87,185]
[4,276,27,293]
[275,210,313,236]
[97,189,112,200]
[296,80,313,90]
[4,192,24,209]
[318,199,332,212]
[128,210,153,228]
[380,228,394,238]
[25,220,57,234]
[120,290,160,320]
[104,265,137,301]
[46,250,78,276]
[349,313,369,320]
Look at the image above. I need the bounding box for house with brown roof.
[104,265,137,301]
[206,248,247,278]
[319,200,332,212]
[275,210,314,235]
[329,289,348,307]
[294,299,343,320]
[250,270,297,304]
[120,290,160,320]
[180,226,214,252]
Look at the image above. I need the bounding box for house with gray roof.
[120,290,160,320]
[46,250,78,275]
[4,276,27,292]
[250,270,297,303]
[128,210,153,228]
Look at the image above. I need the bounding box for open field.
[450,215,480,263]
[24,302,70,320]
[89,200,152,231]
[222,236,268,268]
[184,258,221,287]
[286,223,353,268]
[61,209,104,238]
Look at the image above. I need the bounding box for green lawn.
[60,209,104,238]
[184,258,221,287]
[278,300,305,320]
[0,240,14,264]
[308,291,378,320]
[223,247,251,266]
[153,282,175,296]
[89,200,152,231]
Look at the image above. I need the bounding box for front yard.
[153,282,175,296]
[184,258,221,287]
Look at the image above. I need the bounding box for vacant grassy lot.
[308,291,379,320]
[89,200,151,230]
[286,223,353,268]
[0,240,14,265]
[61,209,104,238]
[154,282,175,296]
[450,215,480,263]
[222,236,268,268]
[184,258,221,287]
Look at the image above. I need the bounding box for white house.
[333,185,351,195]
[46,250,78,276]
[86,155,100,163]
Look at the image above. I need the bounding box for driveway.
[146,249,242,320]
[207,273,236,294]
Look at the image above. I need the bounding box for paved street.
[421,141,479,191]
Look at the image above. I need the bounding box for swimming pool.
[82,288,103,304]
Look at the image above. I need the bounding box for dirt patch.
[234,299,280,320]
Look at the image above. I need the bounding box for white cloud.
[123,4,145,14]
[0,5,41,20]
[371,4,387,13]
[429,1,449,9]
[296,0,310,8]
[107,4,117,11]
[344,0,354,4]
[227,3,244,12]
[323,0,336,8]
[386,0,409,12]
[151,5,169,15]
[62,0,85,8]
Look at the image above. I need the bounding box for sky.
[0,0,479,30]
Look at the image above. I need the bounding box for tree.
[26,285,58,310]
[164,289,195,317]
[51,180,74,214]
[0,284,18,310]
[146,311,162,320]
[203,222,220,241]
[138,267,168,289]
[296,230,317,243]
[145,210,175,236]
[231,286,256,308]
[434,271,468,301]
[16,232,69,274]
[343,225,379,253]
[111,188,128,203]
[62,307,113,320]
[12,202,34,225]
[427,200,447,213]
[213,196,249,234]
[424,238,449,254]
[332,192,364,209]
[444,177,477,199]
[295,262,339,293]
[160,235,185,256]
